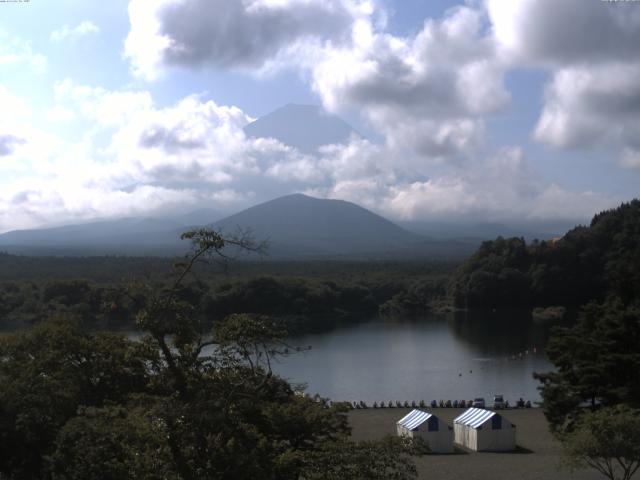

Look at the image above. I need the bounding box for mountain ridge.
[243,103,360,153]
[0,193,477,258]
[212,193,422,257]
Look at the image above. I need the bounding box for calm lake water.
[272,311,556,405]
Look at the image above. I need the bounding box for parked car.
[472,397,485,408]
[492,394,505,409]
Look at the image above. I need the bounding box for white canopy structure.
[453,408,516,451]
[396,409,453,453]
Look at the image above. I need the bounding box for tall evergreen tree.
[535,300,640,433]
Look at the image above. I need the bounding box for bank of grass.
[348,408,601,480]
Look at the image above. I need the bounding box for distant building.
[453,408,516,451]
[396,409,453,453]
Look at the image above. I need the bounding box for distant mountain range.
[0,194,478,259]
[213,193,422,257]
[0,103,566,258]
[0,199,561,258]
[243,103,360,153]
[0,210,220,256]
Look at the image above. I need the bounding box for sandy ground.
[348,408,602,480]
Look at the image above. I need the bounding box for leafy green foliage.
[561,405,640,480]
[535,301,640,433]
[0,318,151,478]
[380,277,448,318]
[449,237,533,308]
[449,200,640,308]
[204,276,378,321]
[47,404,177,480]
[0,266,452,332]
[300,436,427,480]
[0,229,423,480]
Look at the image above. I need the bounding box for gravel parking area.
[348,408,601,480]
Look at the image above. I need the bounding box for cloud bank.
[487,0,640,167]
[2,0,635,232]
[125,0,370,79]
[0,79,615,233]
[50,21,100,43]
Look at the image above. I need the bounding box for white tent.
[453,408,516,452]
[396,409,453,453]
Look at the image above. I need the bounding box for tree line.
[448,200,640,479]
[0,269,451,332]
[0,229,425,480]
[448,200,640,309]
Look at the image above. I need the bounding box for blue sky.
[0,0,639,232]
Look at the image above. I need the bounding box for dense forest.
[2,200,639,333]
[449,200,640,309]
[2,202,640,478]
[0,230,424,479]
[0,256,453,332]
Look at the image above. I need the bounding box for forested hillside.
[449,200,640,309]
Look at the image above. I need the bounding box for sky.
[0,0,639,232]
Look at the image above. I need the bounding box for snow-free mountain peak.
[243,104,360,153]
[0,194,477,258]
[213,193,420,256]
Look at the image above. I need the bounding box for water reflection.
[273,313,558,404]
[447,309,552,357]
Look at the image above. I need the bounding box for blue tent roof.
[397,409,433,431]
[454,408,497,429]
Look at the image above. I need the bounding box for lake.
[272,310,556,405]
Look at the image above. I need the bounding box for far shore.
[348,408,600,480]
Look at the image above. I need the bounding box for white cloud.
[2,73,617,233]
[486,0,640,66]
[294,142,617,223]
[528,184,614,221]
[0,135,25,157]
[533,63,640,150]
[51,21,100,43]
[0,185,201,232]
[122,0,640,173]
[386,178,614,223]
[310,5,508,162]
[0,30,46,73]
[123,1,508,165]
[620,148,640,170]
[54,79,154,128]
[9,0,635,234]
[486,0,640,164]
[125,0,367,80]
[0,85,29,124]
[0,86,62,169]
[0,82,321,231]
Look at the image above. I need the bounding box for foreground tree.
[561,406,640,480]
[0,229,422,480]
[0,318,151,478]
[301,436,425,480]
[534,300,640,433]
